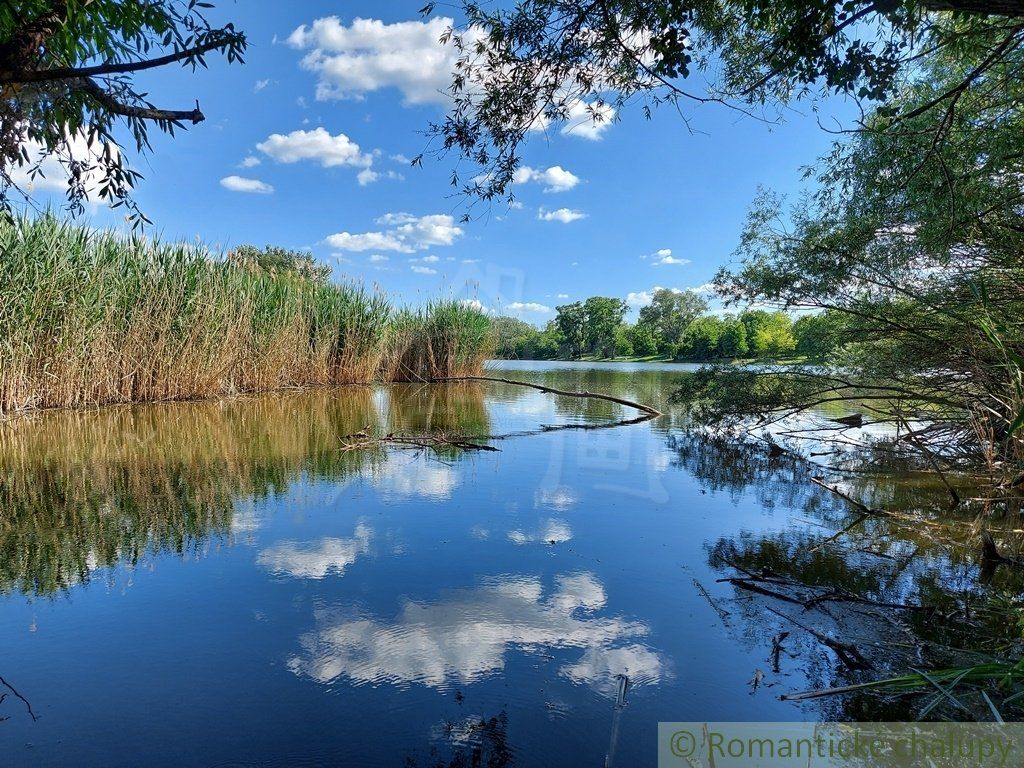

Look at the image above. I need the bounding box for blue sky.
[30,2,856,325]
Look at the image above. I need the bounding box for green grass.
[0,213,493,413]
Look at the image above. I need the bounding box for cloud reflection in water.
[288,572,666,696]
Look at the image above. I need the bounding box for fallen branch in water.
[431,375,663,417]
[764,606,873,671]
[341,429,499,453]
[0,675,39,722]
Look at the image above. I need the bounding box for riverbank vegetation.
[0,215,493,414]
[493,292,833,363]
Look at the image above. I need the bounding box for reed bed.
[0,214,493,413]
[382,300,495,382]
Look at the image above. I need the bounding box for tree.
[583,296,628,357]
[427,1,1024,203]
[628,322,659,356]
[637,289,708,353]
[741,310,795,358]
[554,301,586,358]
[490,316,540,358]
[718,316,749,359]
[0,1,246,222]
[679,31,1024,473]
[613,324,634,358]
[678,316,725,361]
[793,312,847,360]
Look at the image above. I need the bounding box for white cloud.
[538,208,587,224]
[357,168,379,186]
[324,231,405,252]
[460,298,485,311]
[258,525,371,579]
[325,212,463,253]
[411,265,437,275]
[556,293,570,299]
[513,165,581,193]
[287,16,461,105]
[9,134,118,197]
[507,302,551,313]
[254,78,272,92]
[417,255,440,263]
[256,127,372,168]
[238,156,262,168]
[220,175,274,194]
[287,17,617,141]
[643,248,690,266]
[560,100,616,140]
[368,254,388,263]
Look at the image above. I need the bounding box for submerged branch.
[431,375,663,417]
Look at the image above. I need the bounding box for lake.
[0,361,1013,765]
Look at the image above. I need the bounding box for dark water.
[0,362,1015,765]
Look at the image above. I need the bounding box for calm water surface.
[0,361,1001,765]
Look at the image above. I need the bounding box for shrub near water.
[0,215,492,412]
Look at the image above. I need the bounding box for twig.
[0,675,39,722]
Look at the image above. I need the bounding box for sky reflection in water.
[0,362,965,766]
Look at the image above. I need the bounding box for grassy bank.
[0,214,493,413]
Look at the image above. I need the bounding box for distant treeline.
[493,290,844,362]
[0,215,494,414]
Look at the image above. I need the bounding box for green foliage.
[583,296,628,357]
[699,20,1024,469]
[613,324,634,357]
[637,288,708,353]
[793,311,847,360]
[678,316,725,361]
[718,316,749,358]
[0,1,246,222]
[741,310,796,358]
[491,315,539,358]
[628,322,660,356]
[555,301,587,358]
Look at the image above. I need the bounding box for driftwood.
[430,375,663,417]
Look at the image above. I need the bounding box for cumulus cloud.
[513,165,581,193]
[256,127,373,169]
[411,265,437,275]
[258,525,372,579]
[288,17,618,141]
[238,156,261,168]
[642,248,690,266]
[538,208,587,224]
[325,212,463,253]
[555,293,570,299]
[368,254,389,263]
[288,16,460,105]
[254,78,272,92]
[287,572,664,693]
[507,302,551,313]
[220,175,274,194]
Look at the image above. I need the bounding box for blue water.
[0,362,895,766]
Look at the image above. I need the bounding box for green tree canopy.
[1,1,246,222]
[637,288,708,353]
